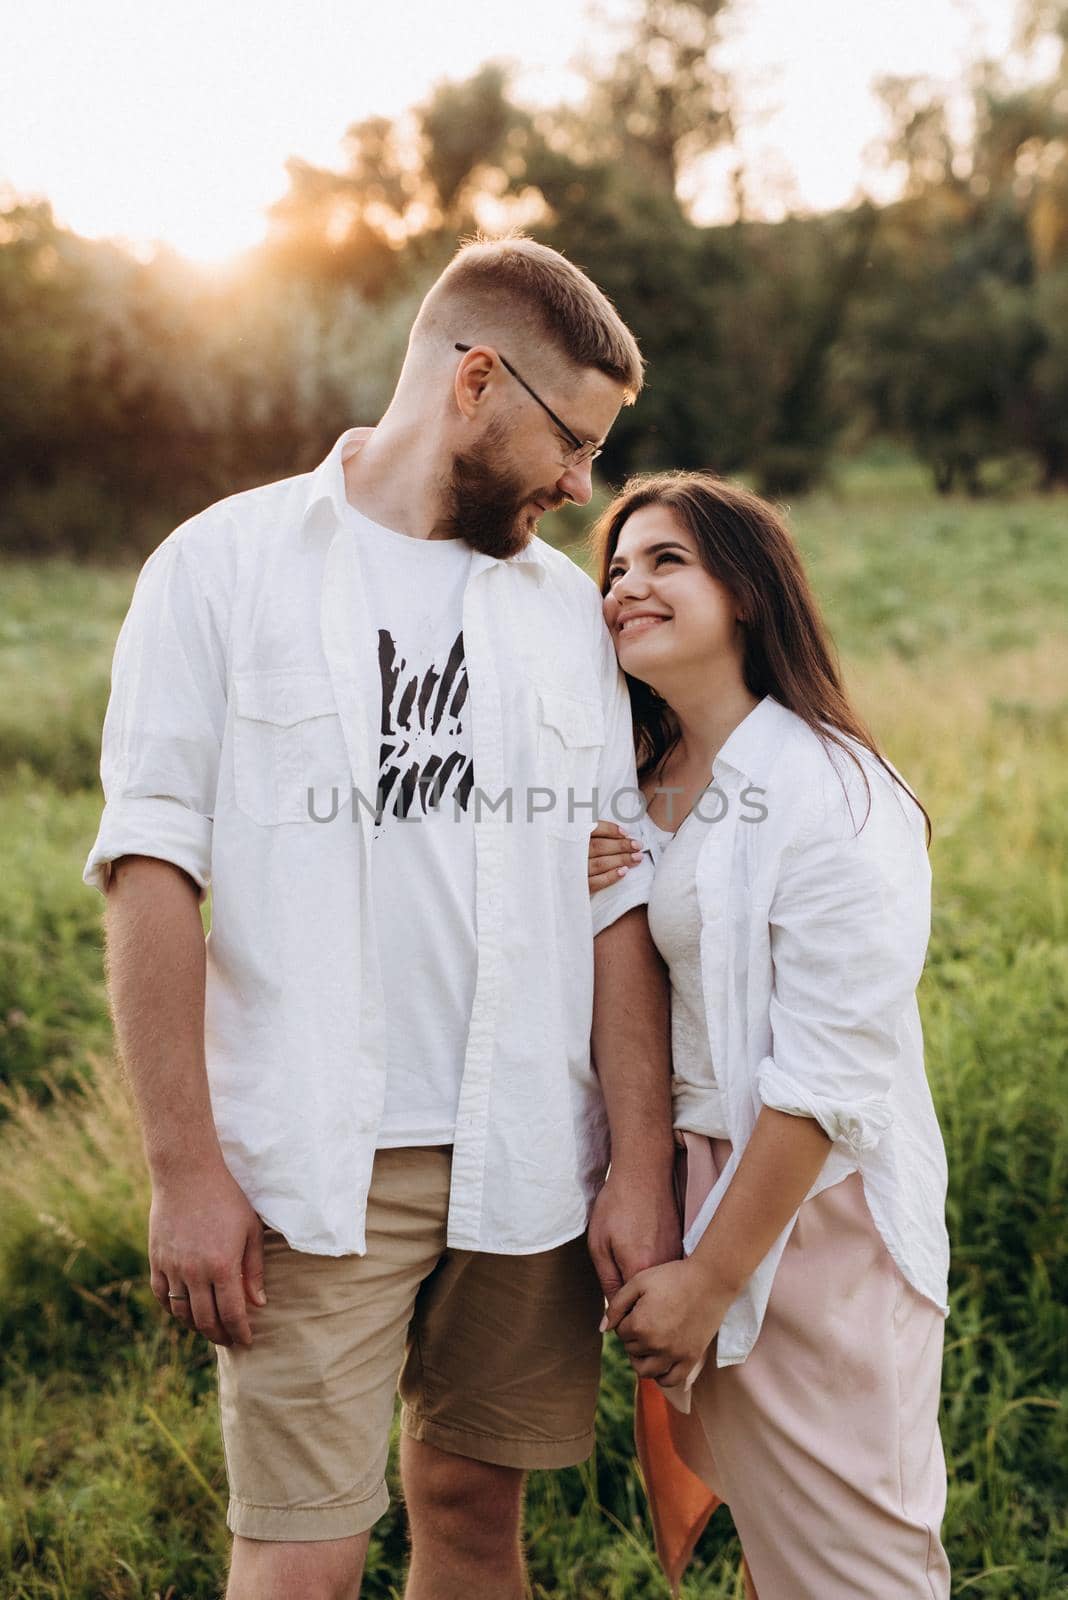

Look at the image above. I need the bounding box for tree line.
[3,0,1068,557]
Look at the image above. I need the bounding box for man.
[84,235,677,1600]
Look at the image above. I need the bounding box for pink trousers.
[636,1135,951,1599]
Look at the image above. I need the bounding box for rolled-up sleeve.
[589,607,654,939]
[83,532,227,901]
[756,780,931,1157]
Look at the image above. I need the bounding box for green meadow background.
[1,453,1066,1597]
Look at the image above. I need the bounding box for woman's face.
[602,504,742,690]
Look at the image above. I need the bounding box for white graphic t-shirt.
[344,504,477,1148]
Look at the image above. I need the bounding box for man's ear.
[454,346,496,420]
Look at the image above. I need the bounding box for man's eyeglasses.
[454,343,603,468]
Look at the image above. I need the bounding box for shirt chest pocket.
[534,684,605,839]
[231,672,350,825]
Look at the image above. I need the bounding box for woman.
[586,472,951,1599]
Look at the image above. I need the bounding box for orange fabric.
[633,1132,729,1594]
[635,1377,721,1595]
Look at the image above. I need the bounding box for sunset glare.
[2,0,1019,267]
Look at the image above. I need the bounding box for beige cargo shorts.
[216,1145,605,1541]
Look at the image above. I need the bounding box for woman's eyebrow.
[610,541,690,564]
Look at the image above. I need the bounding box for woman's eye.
[608,553,681,583]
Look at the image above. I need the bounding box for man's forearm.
[592,905,674,1172]
[104,855,223,1184]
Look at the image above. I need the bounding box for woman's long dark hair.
[589,471,931,840]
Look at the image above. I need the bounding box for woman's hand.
[601,1258,735,1389]
[588,820,645,895]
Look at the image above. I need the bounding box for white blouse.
[635,697,949,1367]
[644,809,731,1140]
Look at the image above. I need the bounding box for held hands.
[148,1160,267,1348]
[601,1257,735,1390]
[588,1165,682,1302]
[588,821,645,895]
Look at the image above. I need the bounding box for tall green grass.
[0,784,114,1102]
[1,466,1066,1596]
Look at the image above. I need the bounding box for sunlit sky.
[2,0,1021,266]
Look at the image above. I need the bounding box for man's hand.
[148,1160,267,1348]
[603,1258,733,1390]
[588,1165,681,1303]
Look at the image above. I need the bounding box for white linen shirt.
[645,697,950,1367]
[83,428,654,1257]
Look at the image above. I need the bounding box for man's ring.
[168,1293,190,1301]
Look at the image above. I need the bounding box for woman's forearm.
[689,1106,832,1294]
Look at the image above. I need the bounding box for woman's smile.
[617,611,671,638]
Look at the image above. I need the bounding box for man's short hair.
[415,235,645,399]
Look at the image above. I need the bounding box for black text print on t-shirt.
[376,629,475,821]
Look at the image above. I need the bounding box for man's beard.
[439,418,545,559]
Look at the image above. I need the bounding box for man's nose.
[557,458,595,507]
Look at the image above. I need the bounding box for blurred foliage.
[3,0,1068,559]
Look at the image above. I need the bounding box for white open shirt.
[84,429,654,1257]
[656,697,950,1367]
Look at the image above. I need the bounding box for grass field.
[1,457,1066,1597]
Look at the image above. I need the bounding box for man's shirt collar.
[302,428,549,584]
